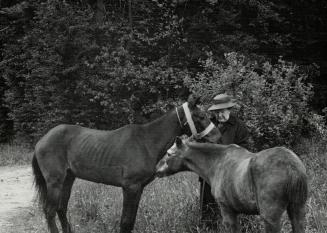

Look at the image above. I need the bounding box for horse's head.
[156,137,189,177]
[178,94,221,143]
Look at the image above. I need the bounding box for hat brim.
[208,102,237,111]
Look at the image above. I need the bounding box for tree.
[1,0,326,143]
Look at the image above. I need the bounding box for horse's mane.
[186,142,229,155]
[142,107,174,126]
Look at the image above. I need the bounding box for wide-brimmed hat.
[208,93,237,111]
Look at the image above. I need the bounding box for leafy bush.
[185,52,326,150]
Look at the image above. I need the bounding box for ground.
[0,166,35,233]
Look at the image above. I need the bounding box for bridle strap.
[175,102,216,140]
[175,107,183,128]
[196,122,215,139]
[183,103,198,136]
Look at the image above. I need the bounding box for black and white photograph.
[0,0,326,232]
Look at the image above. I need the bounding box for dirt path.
[0,166,35,231]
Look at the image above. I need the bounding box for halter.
[176,102,216,140]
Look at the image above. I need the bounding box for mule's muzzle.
[155,170,165,178]
[155,160,168,178]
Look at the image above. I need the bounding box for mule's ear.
[175,136,183,148]
[188,94,201,109]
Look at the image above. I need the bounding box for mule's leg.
[287,205,306,233]
[120,184,144,233]
[255,172,288,233]
[45,178,64,233]
[262,217,282,233]
[220,205,239,233]
[57,171,75,233]
[259,202,284,233]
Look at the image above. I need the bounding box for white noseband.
[176,102,215,140]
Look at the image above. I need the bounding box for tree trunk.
[128,0,132,29]
[91,0,105,24]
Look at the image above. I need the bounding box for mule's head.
[156,137,189,177]
[182,94,221,143]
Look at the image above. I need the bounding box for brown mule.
[156,137,308,233]
[32,95,221,233]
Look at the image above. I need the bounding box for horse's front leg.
[120,184,144,233]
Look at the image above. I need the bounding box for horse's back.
[34,123,154,186]
[35,124,84,154]
[35,123,137,150]
[35,123,141,160]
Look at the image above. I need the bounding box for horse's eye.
[198,115,206,121]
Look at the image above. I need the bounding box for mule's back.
[251,147,307,203]
[252,147,306,177]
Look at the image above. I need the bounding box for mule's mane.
[186,142,229,154]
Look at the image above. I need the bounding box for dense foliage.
[186,52,326,149]
[0,0,326,146]
[1,0,188,141]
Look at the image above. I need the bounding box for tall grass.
[1,138,327,232]
[294,138,327,233]
[0,142,33,166]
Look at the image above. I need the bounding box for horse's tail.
[285,165,308,211]
[32,153,48,210]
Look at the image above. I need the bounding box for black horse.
[32,95,221,233]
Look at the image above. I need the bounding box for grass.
[0,142,33,166]
[0,138,326,233]
[294,139,327,233]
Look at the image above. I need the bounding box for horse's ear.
[175,136,183,148]
[188,94,201,109]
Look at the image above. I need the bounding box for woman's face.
[212,108,231,123]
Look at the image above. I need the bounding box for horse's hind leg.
[57,171,75,233]
[45,177,64,233]
[120,184,144,233]
[287,205,306,233]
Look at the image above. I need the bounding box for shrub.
[185,52,326,150]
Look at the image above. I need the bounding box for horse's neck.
[143,111,181,160]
